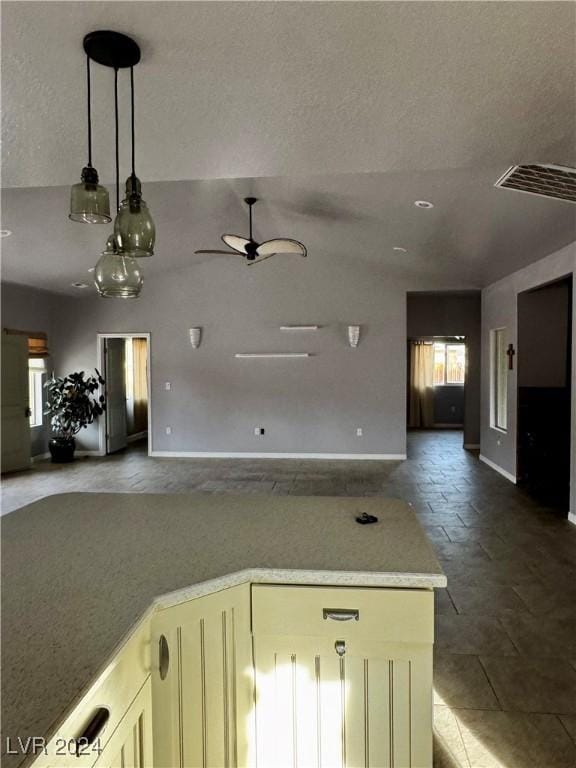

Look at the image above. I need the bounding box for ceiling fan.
[195,197,307,265]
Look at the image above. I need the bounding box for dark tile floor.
[2,430,576,766]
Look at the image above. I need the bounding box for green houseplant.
[44,370,105,462]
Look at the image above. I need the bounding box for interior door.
[1,332,31,473]
[104,338,128,454]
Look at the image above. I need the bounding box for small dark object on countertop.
[355,512,379,525]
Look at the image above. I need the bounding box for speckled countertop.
[1,493,445,765]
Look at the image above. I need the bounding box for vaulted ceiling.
[2,1,575,294]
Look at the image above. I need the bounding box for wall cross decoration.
[506,343,516,370]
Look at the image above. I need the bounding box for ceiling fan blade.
[257,239,307,257]
[247,253,277,265]
[222,234,250,254]
[194,248,238,256]
[194,249,244,255]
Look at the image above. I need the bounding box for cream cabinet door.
[151,584,255,768]
[92,679,153,768]
[252,585,434,768]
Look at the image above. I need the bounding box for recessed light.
[393,246,408,253]
[71,282,90,289]
[0,229,12,238]
[414,200,434,209]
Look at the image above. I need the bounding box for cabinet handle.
[159,634,170,680]
[75,707,110,756]
[335,640,346,657]
[323,608,360,622]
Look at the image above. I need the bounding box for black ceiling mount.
[83,31,141,69]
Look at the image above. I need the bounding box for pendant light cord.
[114,67,120,212]
[249,201,253,240]
[86,55,93,168]
[130,66,136,178]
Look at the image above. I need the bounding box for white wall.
[480,243,576,520]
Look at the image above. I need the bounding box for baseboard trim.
[464,443,480,450]
[149,451,407,461]
[568,512,576,526]
[127,431,148,444]
[31,449,104,461]
[479,454,517,484]
[31,452,50,462]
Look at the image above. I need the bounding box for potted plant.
[44,370,106,463]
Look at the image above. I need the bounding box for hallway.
[2,432,576,765]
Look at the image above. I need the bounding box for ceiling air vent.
[495,164,576,204]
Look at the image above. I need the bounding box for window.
[433,343,466,385]
[28,359,45,428]
[490,328,508,431]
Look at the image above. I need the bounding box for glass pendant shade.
[69,166,111,224]
[114,175,155,257]
[94,235,143,298]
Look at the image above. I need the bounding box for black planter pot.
[49,437,76,463]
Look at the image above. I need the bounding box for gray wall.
[49,254,449,457]
[1,283,76,456]
[433,385,465,426]
[407,292,482,446]
[480,243,576,519]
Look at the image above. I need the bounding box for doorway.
[407,337,467,432]
[97,334,151,456]
[517,277,572,512]
[406,292,481,451]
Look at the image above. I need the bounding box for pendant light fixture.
[114,66,155,257]
[84,32,145,299]
[94,234,143,298]
[69,55,111,223]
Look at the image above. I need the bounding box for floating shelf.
[280,325,320,331]
[235,353,311,359]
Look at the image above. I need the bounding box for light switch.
[165,382,171,391]
[356,428,363,437]
[166,426,172,435]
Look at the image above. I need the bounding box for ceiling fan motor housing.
[245,241,259,260]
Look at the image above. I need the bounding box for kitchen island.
[1,493,446,768]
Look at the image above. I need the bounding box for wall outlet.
[356,428,363,437]
[254,427,265,436]
[497,438,501,446]
[166,426,172,435]
[165,382,171,391]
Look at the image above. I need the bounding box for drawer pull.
[75,707,110,756]
[323,608,360,622]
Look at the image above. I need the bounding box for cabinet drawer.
[252,585,434,644]
[32,618,151,768]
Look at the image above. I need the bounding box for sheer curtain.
[132,338,148,434]
[408,341,435,428]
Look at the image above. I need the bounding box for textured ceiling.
[2,1,575,187]
[1,1,575,294]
